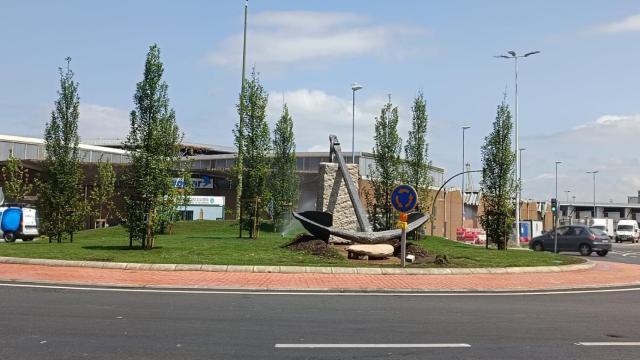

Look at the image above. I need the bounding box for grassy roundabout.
[0,221,582,267]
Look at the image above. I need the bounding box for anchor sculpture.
[293,135,430,244]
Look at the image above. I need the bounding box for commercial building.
[0,134,446,227]
[558,193,640,226]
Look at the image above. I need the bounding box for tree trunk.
[146,208,154,249]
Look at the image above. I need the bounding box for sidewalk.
[0,259,639,291]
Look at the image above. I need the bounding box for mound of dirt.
[284,234,339,258]
[393,242,433,264]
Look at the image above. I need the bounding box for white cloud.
[518,113,640,202]
[591,13,640,34]
[525,114,640,143]
[78,104,129,140]
[208,11,430,68]
[266,89,406,154]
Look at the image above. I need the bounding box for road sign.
[391,185,418,213]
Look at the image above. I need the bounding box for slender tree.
[368,99,402,231]
[233,68,270,238]
[1,155,33,203]
[124,44,182,249]
[269,104,298,231]
[38,57,84,243]
[479,100,516,250]
[88,159,117,227]
[404,91,432,237]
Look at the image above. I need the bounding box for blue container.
[1,208,22,233]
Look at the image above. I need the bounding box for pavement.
[1,256,640,291]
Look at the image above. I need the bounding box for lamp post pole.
[519,147,525,210]
[554,160,561,253]
[461,126,470,228]
[236,0,249,228]
[351,83,363,164]
[587,170,599,218]
[495,50,539,247]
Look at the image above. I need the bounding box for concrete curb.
[0,256,594,275]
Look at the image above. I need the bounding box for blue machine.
[1,207,22,242]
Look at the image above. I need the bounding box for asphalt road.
[567,242,640,265]
[0,284,639,359]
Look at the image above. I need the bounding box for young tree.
[269,104,298,231]
[479,100,516,250]
[233,68,270,238]
[368,99,402,231]
[124,44,182,249]
[88,159,117,227]
[38,57,84,243]
[404,91,432,237]
[1,155,33,203]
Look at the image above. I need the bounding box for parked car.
[615,219,639,243]
[529,225,611,256]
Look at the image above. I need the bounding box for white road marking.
[1,282,640,296]
[275,343,471,348]
[575,342,640,346]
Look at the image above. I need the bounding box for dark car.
[529,225,611,256]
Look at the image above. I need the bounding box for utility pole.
[236,0,248,226]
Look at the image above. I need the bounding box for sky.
[1,0,639,203]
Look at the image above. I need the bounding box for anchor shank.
[329,135,372,233]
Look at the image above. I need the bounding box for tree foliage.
[1,155,33,203]
[269,104,298,231]
[37,58,84,243]
[479,100,516,250]
[233,68,270,238]
[404,91,433,237]
[88,159,117,226]
[123,44,182,249]
[404,91,432,203]
[368,100,402,231]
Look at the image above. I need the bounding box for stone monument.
[316,162,360,243]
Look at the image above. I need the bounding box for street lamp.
[461,126,471,227]
[519,147,525,207]
[351,83,363,164]
[554,160,561,253]
[495,50,540,247]
[586,170,599,218]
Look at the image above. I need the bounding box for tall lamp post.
[236,0,249,226]
[351,83,363,164]
[519,147,526,209]
[461,126,471,228]
[554,160,561,253]
[495,50,540,247]
[586,170,599,218]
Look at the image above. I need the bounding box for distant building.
[0,134,445,224]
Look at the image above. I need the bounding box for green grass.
[0,221,582,267]
[418,236,583,267]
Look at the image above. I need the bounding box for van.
[590,218,614,239]
[615,219,639,243]
[0,206,39,242]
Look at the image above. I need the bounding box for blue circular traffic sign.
[391,185,418,212]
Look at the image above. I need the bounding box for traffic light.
[550,198,557,215]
